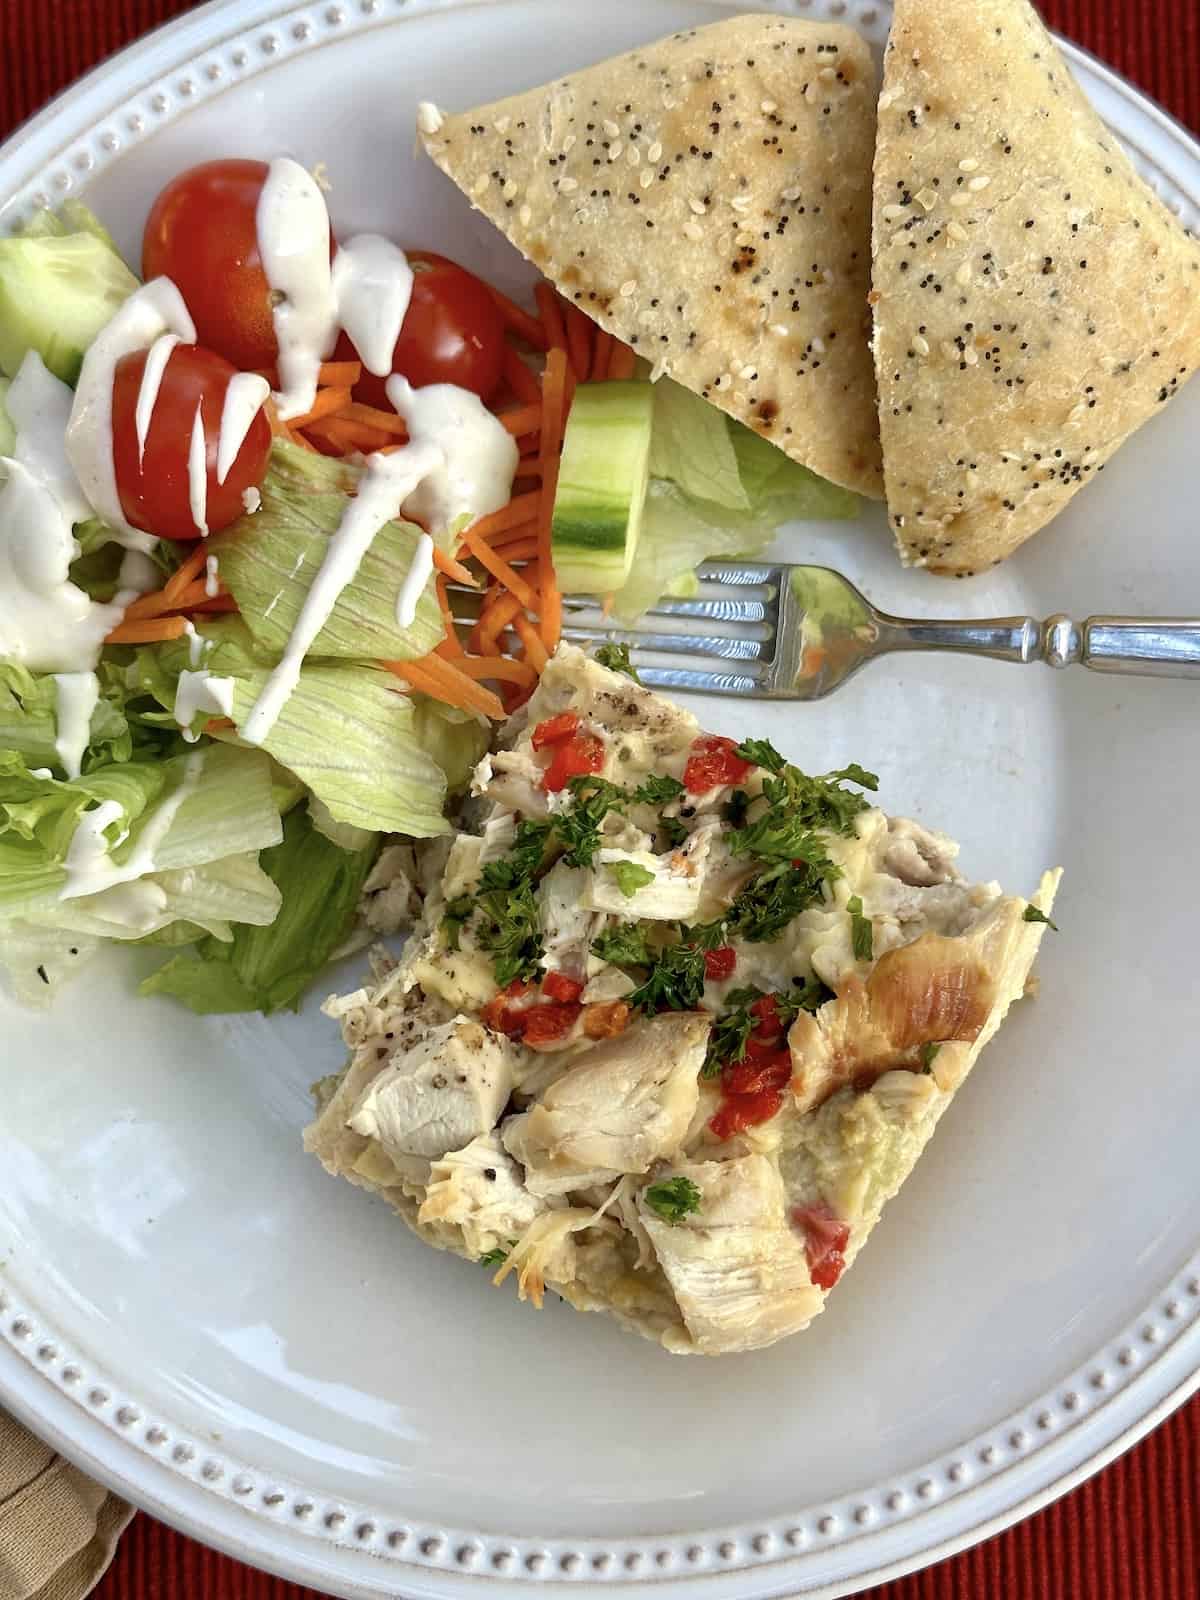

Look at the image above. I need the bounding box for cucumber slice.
[551,380,654,595]
[0,212,138,387]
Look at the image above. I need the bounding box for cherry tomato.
[703,946,737,982]
[683,735,754,795]
[143,159,299,372]
[338,250,505,406]
[531,711,580,751]
[111,343,271,542]
[542,971,584,1004]
[542,734,605,793]
[792,1204,850,1291]
[708,1087,783,1142]
[523,1002,582,1047]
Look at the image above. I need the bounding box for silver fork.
[451,562,1200,698]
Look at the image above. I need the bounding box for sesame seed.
[557,176,578,193]
[955,260,972,285]
[761,98,778,112]
[946,220,968,242]
[416,101,444,135]
[958,157,979,172]
[502,179,518,199]
[470,174,489,197]
[603,119,620,137]
[818,66,838,83]
[781,186,802,202]
[688,196,708,215]
[949,192,972,208]
[915,187,938,211]
[912,333,930,355]
[821,268,835,284]
[940,339,958,360]
[607,142,623,163]
[683,221,703,241]
[730,194,751,212]
[519,204,532,225]
[562,133,576,154]
[639,170,654,190]
[968,174,992,191]
[770,322,790,336]
[619,279,637,297]
[963,346,979,365]
[714,373,732,391]
[662,94,677,111]
[648,141,663,163]
[881,203,906,221]
[804,82,819,105]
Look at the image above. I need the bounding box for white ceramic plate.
[2,3,1199,1596]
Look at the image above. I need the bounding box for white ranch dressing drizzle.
[386,376,517,535]
[240,439,442,746]
[204,554,220,598]
[186,403,209,538]
[52,671,100,780]
[133,332,181,466]
[330,234,413,376]
[255,158,338,420]
[216,372,271,483]
[60,748,205,904]
[175,669,236,742]
[395,533,434,628]
[0,354,129,672]
[66,278,196,551]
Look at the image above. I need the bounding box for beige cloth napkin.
[0,1410,131,1600]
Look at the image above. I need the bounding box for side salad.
[0,156,854,1014]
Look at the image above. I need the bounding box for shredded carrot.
[607,341,636,381]
[435,575,463,655]
[562,297,593,383]
[282,421,322,452]
[163,545,208,605]
[383,654,505,719]
[431,546,479,587]
[487,285,549,351]
[455,654,538,688]
[461,494,541,543]
[502,345,542,406]
[287,387,354,429]
[459,527,538,610]
[491,536,539,562]
[475,590,525,655]
[498,405,542,438]
[145,578,223,613]
[518,433,540,459]
[487,520,538,550]
[186,594,239,615]
[536,347,568,652]
[317,360,362,387]
[535,283,567,353]
[303,416,393,456]
[591,327,614,381]
[204,717,236,733]
[340,401,408,437]
[105,616,189,645]
[512,613,550,672]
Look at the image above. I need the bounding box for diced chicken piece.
[513,646,700,768]
[502,1012,708,1195]
[419,1132,545,1256]
[478,811,517,867]
[405,925,498,1011]
[360,843,421,934]
[581,964,636,1003]
[479,748,551,816]
[583,824,717,920]
[441,834,484,901]
[882,817,961,887]
[538,862,602,977]
[638,1155,823,1354]
[349,1016,520,1161]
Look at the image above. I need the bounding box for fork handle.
[877,614,1200,678]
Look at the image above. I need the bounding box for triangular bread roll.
[419,16,884,498]
[871,0,1200,573]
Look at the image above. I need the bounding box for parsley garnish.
[724,859,832,943]
[660,815,688,848]
[608,860,656,898]
[591,923,655,967]
[558,776,628,867]
[479,1240,517,1267]
[475,878,544,987]
[594,642,641,682]
[722,789,750,827]
[626,937,707,1014]
[442,895,474,951]
[728,759,877,863]
[847,894,873,961]
[734,737,788,774]
[478,820,552,891]
[643,1176,702,1224]
[918,1042,941,1073]
[633,772,686,806]
[1023,905,1059,931]
[701,980,830,1077]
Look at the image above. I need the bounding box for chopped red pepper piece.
[522,1001,583,1045]
[531,710,579,750]
[542,971,584,1004]
[481,979,534,1036]
[792,1204,850,1291]
[722,1052,793,1097]
[708,1086,783,1141]
[748,993,786,1041]
[703,946,737,982]
[682,734,754,795]
[542,733,605,793]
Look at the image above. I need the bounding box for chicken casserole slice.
[306,647,1060,1355]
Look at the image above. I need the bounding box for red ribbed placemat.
[2,3,1198,1597]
